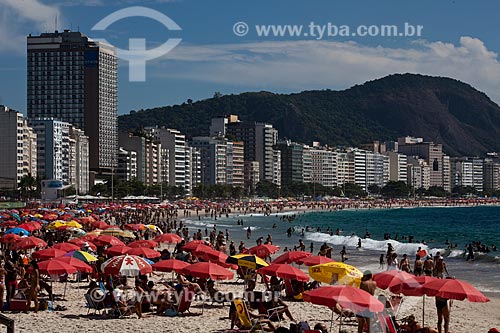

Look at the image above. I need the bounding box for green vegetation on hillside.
[118,73,500,156]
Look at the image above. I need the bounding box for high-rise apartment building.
[398,137,444,188]
[275,140,305,184]
[27,30,117,174]
[225,118,280,185]
[483,157,500,192]
[244,161,260,193]
[407,156,431,190]
[227,141,245,187]
[116,147,137,181]
[69,127,89,194]
[191,137,244,187]
[145,127,187,188]
[118,132,164,186]
[306,145,337,188]
[0,106,37,190]
[385,151,408,183]
[347,148,389,191]
[450,157,483,192]
[31,118,89,191]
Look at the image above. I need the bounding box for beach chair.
[333,303,357,324]
[233,298,267,332]
[284,279,294,299]
[85,293,105,316]
[167,287,196,316]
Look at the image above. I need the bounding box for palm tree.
[19,173,37,200]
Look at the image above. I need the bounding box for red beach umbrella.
[303,285,384,313]
[248,244,280,258]
[272,251,311,264]
[53,242,80,252]
[182,242,212,253]
[101,254,152,276]
[38,259,78,275]
[389,275,437,296]
[15,236,47,250]
[32,248,67,260]
[128,240,158,248]
[182,262,234,280]
[93,235,125,247]
[154,233,182,244]
[373,270,416,290]
[18,222,42,232]
[55,257,93,273]
[258,263,309,282]
[421,278,490,302]
[0,234,20,244]
[90,221,110,230]
[152,259,190,273]
[68,238,97,251]
[298,255,335,266]
[127,247,161,259]
[106,245,132,256]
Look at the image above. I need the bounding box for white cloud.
[50,0,176,6]
[150,36,500,103]
[0,0,61,53]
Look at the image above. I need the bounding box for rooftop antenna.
[55,14,58,31]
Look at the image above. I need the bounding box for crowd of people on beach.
[0,197,498,332]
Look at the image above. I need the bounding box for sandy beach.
[2,199,500,333]
[5,276,500,333]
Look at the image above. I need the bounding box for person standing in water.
[340,246,348,262]
[246,227,252,239]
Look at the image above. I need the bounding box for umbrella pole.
[63,281,67,301]
[422,295,425,327]
[339,311,343,333]
[329,309,334,333]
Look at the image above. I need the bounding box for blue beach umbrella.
[5,228,30,236]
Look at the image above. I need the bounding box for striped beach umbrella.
[226,253,269,270]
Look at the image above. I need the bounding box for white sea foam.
[304,231,429,256]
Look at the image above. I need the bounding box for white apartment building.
[117,147,138,181]
[0,106,37,190]
[306,146,336,188]
[348,148,389,191]
[386,151,408,183]
[407,156,431,190]
[69,127,89,194]
[31,118,72,184]
[146,127,187,188]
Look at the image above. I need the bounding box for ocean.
[183,205,500,294]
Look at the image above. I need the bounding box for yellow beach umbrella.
[100,228,124,236]
[309,262,363,287]
[71,250,98,263]
[227,254,269,270]
[121,231,136,239]
[46,221,67,230]
[67,220,83,228]
[85,230,102,237]
[145,225,163,234]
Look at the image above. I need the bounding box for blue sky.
[1,0,500,115]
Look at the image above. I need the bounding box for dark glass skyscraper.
[27,29,117,174]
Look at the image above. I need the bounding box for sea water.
[184,205,500,294]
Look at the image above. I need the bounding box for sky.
[1,0,500,115]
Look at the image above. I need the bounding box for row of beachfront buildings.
[2,107,498,196]
[2,29,496,198]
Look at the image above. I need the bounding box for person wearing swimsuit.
[435,296,450,333]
